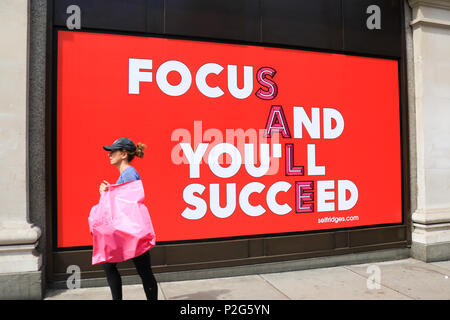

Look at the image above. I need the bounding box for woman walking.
[97,137,158,300]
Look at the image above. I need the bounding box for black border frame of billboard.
[44,0,411,283]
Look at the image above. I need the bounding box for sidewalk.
[44,258,450,300]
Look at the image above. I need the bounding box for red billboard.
[56,30,402,248]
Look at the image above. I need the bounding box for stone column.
[409,0,450,261]
[0,0,42,299]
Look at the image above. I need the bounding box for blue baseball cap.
[103,137,136,153]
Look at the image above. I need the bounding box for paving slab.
[44,284,166,300]
[345,258,450,300]
[431,260,450,272]
[160,275,288,300]
[43,258,450,300]
[260,265,409,300]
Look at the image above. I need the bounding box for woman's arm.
[99,180,110,193]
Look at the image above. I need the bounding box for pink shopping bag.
[88,179,156,265]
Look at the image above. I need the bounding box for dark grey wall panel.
[164,0,260,42]
[147,0,164,33]
[343,0,402,56]
[261,0,343,50]
[54,0,149,33]
[164,240,249,265]
[265,233,335,256]
[53,0,404,57]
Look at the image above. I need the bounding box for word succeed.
[181,179,358,220]
[128,58,278,100]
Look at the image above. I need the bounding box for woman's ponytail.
[126,142,147,162]
[135,142,147,158]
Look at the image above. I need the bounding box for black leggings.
[102,250,158,300]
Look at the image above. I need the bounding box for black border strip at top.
[53,0,404,58]
[52,27,406,251]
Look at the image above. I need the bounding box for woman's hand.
[99,180,110,193]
